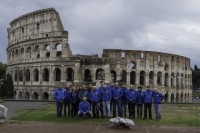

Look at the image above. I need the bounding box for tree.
[0,74,14,98]
[0,62,6,79]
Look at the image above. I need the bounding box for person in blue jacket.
[153,88,164,120]
[143,86,154,119]
[137,86,144,119]
[121,84,128,117]
[107,82,114,113]
[53,83,66,117]
[89,86,100,118]
[63,84,71,117]
[98,81,105,118]
[78,84,89,101]
[126,84,137,119]
[70,86,79,117]
[78,97,92,118]
[112,82,122,117]
[101,84,112,118]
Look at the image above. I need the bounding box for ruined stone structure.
[6,8,192,102]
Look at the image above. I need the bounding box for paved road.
[1,101,49,119]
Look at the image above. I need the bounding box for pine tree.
[6,74,14,98]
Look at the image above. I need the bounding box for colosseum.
[6,8,192,102]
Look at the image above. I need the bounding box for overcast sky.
[0,0,200,68]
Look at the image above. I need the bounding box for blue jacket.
[79,101,90,113]
[126,89,137,103]
[107,85,114,93]
[101,88,112,102]
[64,88,71,103]
[79,89,89,100]
[54,88,66,102]
[153,92,164,104]
[137,90,144,104]
[112,87,122,99]
[71,91,78,102]
[89,90,100,102]
[121,88,128,101]
[143,90,154,103]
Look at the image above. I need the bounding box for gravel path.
[0,101,49,119]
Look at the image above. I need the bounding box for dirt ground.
[0,122,200,133]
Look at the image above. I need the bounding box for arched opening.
[176,73,180,87]
[32,92,39,100]
[111,70,116,82]
[54,68,61,81]
[84,69,92,82]
[149,71,154,86]
[56,43,62,57]
[164,64,169,71]
[18,91,22,100]
[121,70,127,83]
[25,91,30,100]
[42,92,49,100]
[20,48,24,57]
[165,93,168,102]
[19,70,23,82]
[140,71,145,85]
[15,49,19,57]
[181,93,183,102]
[171,93,175,103]
[165,73,169,87]
[66,68,74,82]
[14,70,18,82]
[26,47,31,58]
[157,71,162,86]
[25,69,30,82]
[176,93,179,102]
[181,74,184,88]
[33,69,39,82]
[188,93,190,102]
[45,44,51,58]
[171,73,174,87]
[34,45,40,58]
[130,71,136,85]
[42,68,49,82]
[129,62,136,70]
[96,69,105,80]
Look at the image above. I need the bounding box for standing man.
[107,82,114,112]
[143,86,154,120]
[79,84,89,101]
[126,85,137,119]
[153,88,164,120]
[101,84,112,118]
[137,86,144,119]
[112,82,122,117]
[121,84,128,117]
[98,81,105,118]
[89,86,100,118]
[53,83,66,117]
[63,84,71,117]
[70,86,79,117]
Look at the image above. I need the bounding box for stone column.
[154,73,157,88]
[50,42,56,58]
[135,71,140,87]
[161,73,165,87]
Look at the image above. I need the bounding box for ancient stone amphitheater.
[6,8,192,102]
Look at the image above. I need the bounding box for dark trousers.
[99,102,104,117]
[71,101,78,117]
[110,98,113,113]
[144,103,152,119]
[56,101,63,117]
[137,104,143,118]
[113,99,122,117]
[64,102,71,117]
[128,102,136,119]
[121,100,127,117]
[91,102,99,118]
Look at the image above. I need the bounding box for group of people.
[53,81,164,121]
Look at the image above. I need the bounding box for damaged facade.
[6,8,192,102]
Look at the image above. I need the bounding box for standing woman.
[153,88,164,121]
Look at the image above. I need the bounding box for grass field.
[12,103,200,127]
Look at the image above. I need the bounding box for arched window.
[56,43,62,57]
[26,47,31,58]
[42,68,49,82]
[14,70,18,82]
[149,71,154,86]
[157,72,162,86]
[25,91,30,100]
[171,73,175,87]
[33,69,39,82]
[171,93,175,103]
[129,62,136,70]
[165,93,168,102]
[32,92,39,100]
[45,44,51,58]
[42,92,49,100]
[130,71,136,85]
[121,70,127,83]
[19,70,23,82]
[18,91,22,99]
[20,48,24,57]
[25,69,30,82]
[176,93,179,102]
[96,69,105,80]
[54,68,61,81]
[66,68,74,81]
[111,70,116,82]
[84,69,92,82]
[140,71,145,85]
[165,73,169,87]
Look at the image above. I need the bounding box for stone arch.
[45,44,51,58]
[164,64,169,71]
[157,71,162,86]
[140,71,145,85]
[130,71,136,85]
[66,68,74,82]
[171,73,175,87]
[32,92,39,100]
[19,69,23,82]
[165,92,169,102]
[56,43,62,57]
[18,91,22,100]
[96,68,105,80]
[129,62,136,70]
[25,91,30,100]
[42,68,49,82]
[176,93,179,102]
[181,73,184,88]
[165,73,169,87]
[121,70,127,83]
[84,69,92,82]
[181,93,183,102]
[34,45,40,58]
[20,47,24,56]
[33,69,39,82]
[176,73,180,87]
[171,93,175,103]
[15,49,19,57]
[111,70,116,82]
[25,69,30,82]
[26,46,31,58]
[42,92,49,100]
[14,70,18,82]
[149,71,154,86]
[54,68,61,81]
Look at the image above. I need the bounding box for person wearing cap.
[63,84,71,117]
[78,97,92,118]
[70,86,79,117]
[126,84,137,119]
[153,88,164,120]
[112,82,122,117]
[100,84,112,118]
[89,86,101,118]
[53,83,66,117]
[143,86,154,119]
[121,84,128,117]
[78,84,89,101]
[137,86,144,119]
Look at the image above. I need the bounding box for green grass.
[12,103,200,127]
